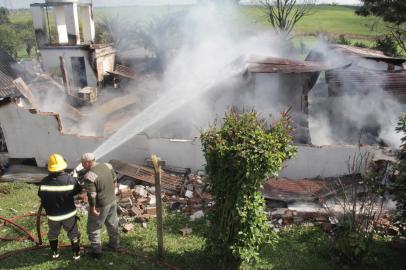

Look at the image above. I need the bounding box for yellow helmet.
[47,153,67,172]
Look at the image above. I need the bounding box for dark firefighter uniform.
[38,153,82,260]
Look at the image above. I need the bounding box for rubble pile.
[267,207,337,232]
[73,161,403,238]
[111,163,212,232]
[165,173,213,221]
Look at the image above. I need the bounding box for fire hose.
[0,204,179,270]
[0,204,46,244]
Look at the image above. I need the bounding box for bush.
[336,34,352,45]
[322,150,390,268]
[394,113,406,234]
[373,35,399,56]
[201,109,296,268]
[353,41,369,48]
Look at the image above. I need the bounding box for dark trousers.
[48,215,80,241]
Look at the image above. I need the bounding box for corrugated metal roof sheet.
[0,70,19,99]
[0,50,20,99]
[246,57,330,74]
[330,44,406,65]
[262,176,355,202]
[326,70,406,96]
[107,64,137,80]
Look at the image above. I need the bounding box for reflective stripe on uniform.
[47,210,77,221]
[40,185,75,192]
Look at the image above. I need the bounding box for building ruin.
[0,1,402,184]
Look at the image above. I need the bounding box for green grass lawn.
[1,182,405,270]
[0,182,209,270]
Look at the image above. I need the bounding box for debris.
[190,210,204,221]
[110,160,183,192]
[135,214,152,223]
[179,227,192,236]
[328,216,339,225]
[148,195,156,206]
[145,207,157,216]
[122,223,134,233]
[321,222,333,232]
[133,185,148,198]
[119,198,133,208]
[184,190,194,198]
[129,206,143,217]
[119,188,133,199]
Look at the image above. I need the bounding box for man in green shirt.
[81,153,119,259]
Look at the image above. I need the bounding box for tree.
[201,109,296,268]
[0,25,20,59]
[133,13,184,71]
[14,20,36,57]
[95,15,129,50]
[261,0,317,38]
[0,7,10,25]
[356,0,406,55]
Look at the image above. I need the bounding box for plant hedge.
[201,109,296,268]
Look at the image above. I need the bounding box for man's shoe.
[106,243,119,251]
[71,238,81,260]
[88,252,102,259]
[73,252,81,260]
[50,240,59,259]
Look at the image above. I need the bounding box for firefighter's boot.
[49,240,59,259]
[71,238,80,260]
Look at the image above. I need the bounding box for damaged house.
[31,0,115,103]
[0,0,401,188]
[307,44,406,147]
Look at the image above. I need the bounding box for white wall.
[0,103,204,170]
[280,145,375,179]
[40,47,98,88]
[0,102,379,178]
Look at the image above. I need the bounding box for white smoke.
[308,42,404,149]
[93,2,293,158]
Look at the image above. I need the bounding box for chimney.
[30,4,48,47]
[80,4,95,44]
[54,5,68,44]
[64,2,80,44]
[45,0,80,45]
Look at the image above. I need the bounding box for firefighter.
[81,152,119,259]
[38,153,82,260]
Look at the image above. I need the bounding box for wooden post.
[151,155,164,259]
[59,56,71,96]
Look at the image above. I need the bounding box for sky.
[1,0,361,9]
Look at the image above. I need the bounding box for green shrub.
[394,113,406,234]
[353,41,368,48]
[373,35,399,56]
[201,109,296,268]
[336,34,352,45]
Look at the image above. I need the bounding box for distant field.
[10,4,384,39]
[241,5,384,38]
[9,4,385,58]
